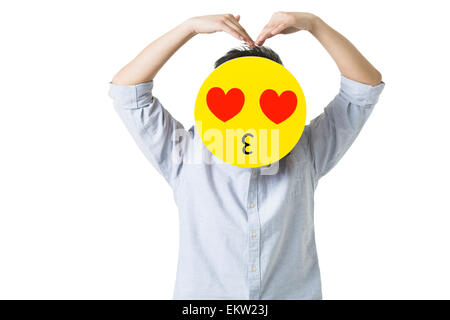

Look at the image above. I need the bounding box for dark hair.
[214,45,283,68]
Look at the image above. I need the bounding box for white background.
[1,0,449,299]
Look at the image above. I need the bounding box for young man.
[109,12,384,299]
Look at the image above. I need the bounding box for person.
[109,12,384,299]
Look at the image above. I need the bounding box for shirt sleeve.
[304,75,385,178]
[109,80,187,188]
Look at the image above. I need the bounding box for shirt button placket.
[247,168,261,300]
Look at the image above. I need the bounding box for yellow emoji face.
[195,56,306,168]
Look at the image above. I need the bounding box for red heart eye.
[206,87,245,122]
[259,89,297,124]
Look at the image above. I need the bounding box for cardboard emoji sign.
[195,56,306,168]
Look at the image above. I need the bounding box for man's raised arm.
[112,14,254,85]
[109,15,254,187]
[255,12,382,85]
[256,12,384,178]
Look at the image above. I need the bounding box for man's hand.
[255,12,316,46]
[187,14,255,47]
[112,13,254,85]
[255,11,381,85]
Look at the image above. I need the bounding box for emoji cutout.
[195,56,306,168]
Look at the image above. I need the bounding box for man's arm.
[110,15,254,187]
[255,12,382,85]
[112,14,254,86]
[256,12,384,178]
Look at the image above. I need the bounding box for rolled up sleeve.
[305,75,385,178]
[109,81,187,188]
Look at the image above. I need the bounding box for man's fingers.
[256,26,271,44]
[233,22,254,45]
[224,19,253,46]
[256,27,274,46]
[270,24,286,36]
[223,19,245,40]
[227,17,254,46]
[221,22,244,41]
[255,33,264,45]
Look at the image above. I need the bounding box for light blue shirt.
[109,75,384,299]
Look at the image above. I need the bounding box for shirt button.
[252,266,257,272]
[249,203,255,208]
[251,232,257,238]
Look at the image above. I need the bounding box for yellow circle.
[195,56,306,168]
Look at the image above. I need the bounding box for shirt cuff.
[339,75,385,106]
[108,80,154,109]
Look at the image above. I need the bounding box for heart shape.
[259,89,297,124]
[206,87,245,122]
